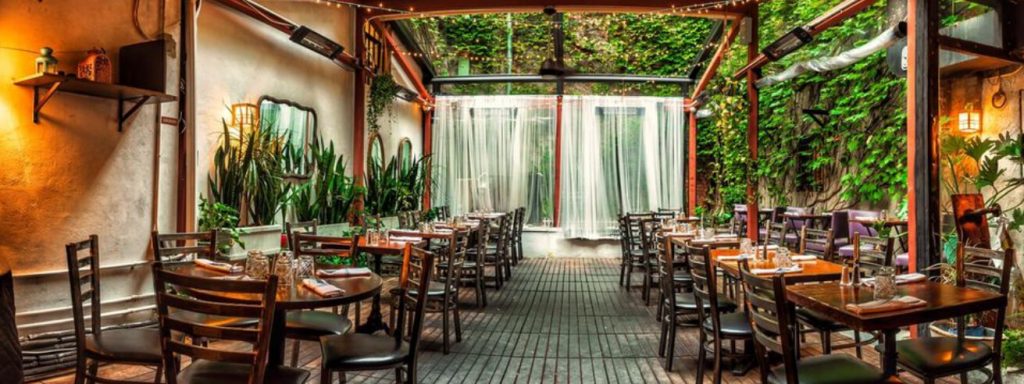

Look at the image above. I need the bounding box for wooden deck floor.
[41,257,961,383]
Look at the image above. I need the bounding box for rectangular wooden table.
[710,249,844,284]
[786,281,1006,378]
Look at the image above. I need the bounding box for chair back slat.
[153,262,279,384]
[740,264,799,384]
[799,227,835,261]
[66,234,102,363]
[152,230,219,263]
[394,245,436,367]
[852,233,894,278]
[293,233,360,266]
[285,219,318,249]
[687,245,720,329]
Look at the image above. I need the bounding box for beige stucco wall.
[194,1,357,211]
[0,0,180,330]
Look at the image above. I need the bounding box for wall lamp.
[290,25,345,59]
[958,103,981,134]
[762,27,814,61]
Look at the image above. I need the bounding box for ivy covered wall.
[697,0,908,217]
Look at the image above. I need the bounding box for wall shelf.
[14,73,176,132]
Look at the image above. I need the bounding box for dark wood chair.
[469,214,511,289]
[740,265,887,384]
[285,219,318,250]
[852,233,895,281]
[456,219,489,307]
[688,245,753,383]
[895,246,1014,384]
[654,230,693,321]
[392,229,469,354]
[657,244,737,371]
[67,235,164,384]
[320,245,435,384]
[152,263,309,384]
[511,207,526,265]
[798,227,835,261]
[287,232,360,366]
[638,218,662,305]
[151,230,218,263]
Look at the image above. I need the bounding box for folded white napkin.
[846,295,926,314]
[194,258,242,274]
[791,255,818,262]
[317,267,372,278]
[752,265,804,275]
[390,236,423,243]
[302,278,344,297]
[714,234,739,239]
[861,273,928,286]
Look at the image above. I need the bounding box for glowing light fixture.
[958,103,981,134]
[230,103,259,134]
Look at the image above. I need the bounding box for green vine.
[368,73,401,132]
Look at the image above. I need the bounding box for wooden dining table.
[786,281,1006,378]
[166,263,383,366]
[710,249,845,284]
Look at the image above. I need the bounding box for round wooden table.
[166,264,383,366]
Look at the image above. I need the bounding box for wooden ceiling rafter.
[372,19,436,105]
[354,0,750,21]
[690,16,743,102]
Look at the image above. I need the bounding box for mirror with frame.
[368,132,384,171]
[258,96,317,176]
[397,138,413,172]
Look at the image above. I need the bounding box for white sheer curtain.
[432,96,556,224]
[560,96,687,239]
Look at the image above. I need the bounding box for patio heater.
[539,7,572,79]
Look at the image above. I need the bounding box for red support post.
[906,0,941,273]
[691,17,742,100]
[687,104,698,217]
[553,95,564,227]
[422,108,433,210]
[353,10,368,221]
[745,5,760,242]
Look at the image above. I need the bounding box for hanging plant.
[368,73,401,133]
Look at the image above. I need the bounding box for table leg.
[357,254,389,334]
[268,308,288,366]
[881,328,898,378]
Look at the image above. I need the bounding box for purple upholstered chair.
[803,211,847,256]
[732,204,748,235]
[781,206,811,248]
[836,209,879,258]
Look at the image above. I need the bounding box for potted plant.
[289,138,363,236]
[367,73,401,133]
[197,196,244,258]
[208,120,292,260]
[364,154,429,228]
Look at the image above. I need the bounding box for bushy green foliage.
[699,0,907,213]
[290,139,363,225]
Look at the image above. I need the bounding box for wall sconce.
[958,103,981,134]
[290,26,345,59]
[230,103,259,133]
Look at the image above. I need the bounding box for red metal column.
[745,8,760,241]
[687,104,698,216]
[553,95,564,227]
[422,108,433,210]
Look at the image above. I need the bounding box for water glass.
[245,250,269,280]
[873,266,897,300]
[273,251,294,287]
[739,238,753,256]
[774,247,792,269]
[701,228,714,239]
[295,255,315,280]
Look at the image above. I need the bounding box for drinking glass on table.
[245,251,269,280]
[873,267,897,300]
[273,251,294,287]
[774,247,792,269]
[295,255,315,280]
[740,238,753,257]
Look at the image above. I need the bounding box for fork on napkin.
[845,295,926,314]
[317,267,373,278]
[790,255,818,262]
[390,236,423,243]
[751,265,803,275]
[194,258,243,274]
[860,273,928,287]
[302,278,344,297]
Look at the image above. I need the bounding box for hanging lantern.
[35,47,58,74]
[958,103,981,134]
[77,48,113,83]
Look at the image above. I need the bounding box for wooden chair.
[511,207,526,265]
[392,229,469,354]
[657,245,737,371]
[285,219,318,250]
[895,246,1015,384]
[320,245,435,384]
[798,227,835,261]
[470,214,511,289]
[654,230,693,322]
[67,235,163,384]
[740,266,887,384]
[638,218,662,305]
[851,233,895,281]
[287,232,361,366]
[152,263,309,384]
[621,213,654,290]
[618,215,634,287]
[151,230,218,263]
[457,219,489,307]
[689,245,752,383]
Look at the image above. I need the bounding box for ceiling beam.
[359,0,746,21]
[687,20,725,80]
[430,74,693,85]
[691,16,742,101]
[391,21,437,82]
[372,19,435,103]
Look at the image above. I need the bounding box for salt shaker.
[840,264,852,286]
